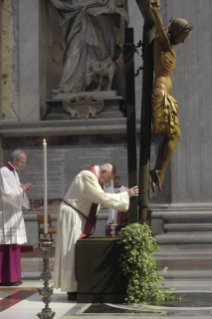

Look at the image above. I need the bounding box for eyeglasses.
[18,160,26,165]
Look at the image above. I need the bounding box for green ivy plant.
[119,222,180,304]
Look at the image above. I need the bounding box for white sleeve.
[121,186,127,192]
[22,193,30,209]
[80,172,129,212]
[0,170,25,208]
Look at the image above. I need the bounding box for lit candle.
[43,139,48,235]
[111,179,115,223]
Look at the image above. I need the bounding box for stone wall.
[1,0,19,120]
[169,0,212,204]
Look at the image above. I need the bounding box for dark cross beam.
[136,0,157,222]
[124,28,138,223]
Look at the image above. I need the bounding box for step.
[164,223,212,232]
[162,211,212,223]
[155,232,212,244]
[159,270,212,280]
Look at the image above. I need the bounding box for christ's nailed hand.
[127,186,139,198]
[149,0,160,10]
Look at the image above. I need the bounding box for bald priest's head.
[99,163,116,185]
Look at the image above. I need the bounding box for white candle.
[43,139,48,235]
[111,180,115,223]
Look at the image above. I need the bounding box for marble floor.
[0,245,212,318]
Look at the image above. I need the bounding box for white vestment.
[53,168,129,292]
[107,185,127,224]
[0,164,29,245]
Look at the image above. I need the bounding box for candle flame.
[43,139,46,144]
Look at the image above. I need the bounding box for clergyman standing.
[0,149,32,286]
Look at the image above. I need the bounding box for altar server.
[53,163,138,297]
[0,149,32,286]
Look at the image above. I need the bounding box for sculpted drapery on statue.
[49,0,129,94]
[149,0,193,192]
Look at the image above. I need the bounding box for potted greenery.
[119,222,180,304]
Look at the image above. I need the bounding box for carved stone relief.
[63,95,104,119]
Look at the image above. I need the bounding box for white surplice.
[107,185,127,224]
[53,168,129,292]
[0,164,29,245]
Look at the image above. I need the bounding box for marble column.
[169,0,212,204]
[19,0,48,122]
[0,1,2,119]
[19,0,39,121]
[1,0,19,120]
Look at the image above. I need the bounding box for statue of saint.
[149,0,193,192]
[49,0,128,94]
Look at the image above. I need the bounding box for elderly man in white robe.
[53,163,138,299]
[0,149,32,286]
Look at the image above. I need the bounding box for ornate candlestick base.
[37,238,56,319]
[110,221,119,237]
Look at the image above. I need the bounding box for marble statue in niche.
[149,0,193,192]
[49,0,129,94]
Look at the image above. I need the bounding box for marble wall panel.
[169,0,212,203]
[19,0,40,122]
[1,0,19,120]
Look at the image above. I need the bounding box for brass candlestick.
[37,238,55,319]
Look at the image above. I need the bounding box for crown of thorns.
[168,18,194,32]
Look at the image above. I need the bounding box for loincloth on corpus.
[152,89,179,137]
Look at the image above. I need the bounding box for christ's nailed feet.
[150,169,157,193]
[155,170,164,192]
[150,169,164,192]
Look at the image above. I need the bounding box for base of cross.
[76,237,128,303]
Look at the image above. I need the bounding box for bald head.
[10,149,27,170]
[99,163,117,184]
[99,163,116,175]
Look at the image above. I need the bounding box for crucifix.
[136,0,158,222]
[138,0,192,223]
[124,0,157,223]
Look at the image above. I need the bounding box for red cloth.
[79,166,103,239]
[0,244,21,283]
[3,163,14,172]
[118,211,129,228]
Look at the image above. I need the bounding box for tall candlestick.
[43,139,48,235]
[111,179,115,223]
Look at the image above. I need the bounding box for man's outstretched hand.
[127,186,139,198]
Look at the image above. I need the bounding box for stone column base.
[151,203,212,245]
